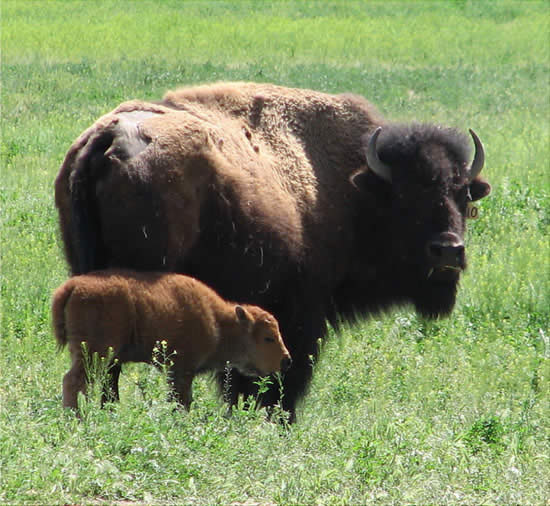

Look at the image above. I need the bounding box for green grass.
[1,1,549,504]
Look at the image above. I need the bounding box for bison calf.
[52,269,291,412]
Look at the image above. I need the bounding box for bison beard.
[55,82,491,421]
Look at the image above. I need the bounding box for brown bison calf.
[52,269,291,411]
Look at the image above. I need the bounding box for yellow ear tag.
[466,201,479,219]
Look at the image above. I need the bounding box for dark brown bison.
[55,82,491,421]
[52,269,291,412]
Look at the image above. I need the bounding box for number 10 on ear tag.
[466,202,479,219]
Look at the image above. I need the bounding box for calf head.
[233,305,292,377]
[352,124,491,317]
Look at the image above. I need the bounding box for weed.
[462,416,505,454]
[78,343,116,414]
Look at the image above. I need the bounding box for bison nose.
[281,356,292,372]
[427,233,465,268]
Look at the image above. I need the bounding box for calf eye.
[264,337,276,343]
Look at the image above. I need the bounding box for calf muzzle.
[281,356,292,372]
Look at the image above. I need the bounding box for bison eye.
[454,186,470,203]
[264,336,276,343]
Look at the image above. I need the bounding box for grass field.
[1,1,549,504]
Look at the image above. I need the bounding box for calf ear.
[469,178,491,201]
[235,305,251,324]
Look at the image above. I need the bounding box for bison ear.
[235,305,251,324]
[469,178,491,201]
[349,169,370,191]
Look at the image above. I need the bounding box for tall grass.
[1,1,548,503]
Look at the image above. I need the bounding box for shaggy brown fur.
[55,84,383,275]
[52,269,291,411]
[55,82,491,421]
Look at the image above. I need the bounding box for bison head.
[351,124,491,317]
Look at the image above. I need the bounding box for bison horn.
[366,127,392,183]
[468,129,485,181]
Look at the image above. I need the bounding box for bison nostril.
[427,238,465,267]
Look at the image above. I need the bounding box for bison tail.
[56,122,115,275]
[51,280,75,350]
[70,130,117,275]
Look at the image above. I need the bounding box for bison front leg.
[276,295,328,422]
[168,370,194,410]
[62,359,87,411]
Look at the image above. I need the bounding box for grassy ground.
[1,1,549,504]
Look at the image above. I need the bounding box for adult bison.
[55,82,491,421]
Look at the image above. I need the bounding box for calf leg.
[101,361,122,406]
[62,360,87,410]
[168,371,194,410]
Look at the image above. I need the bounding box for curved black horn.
[468,129,485,180]
[366,127,392,183]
